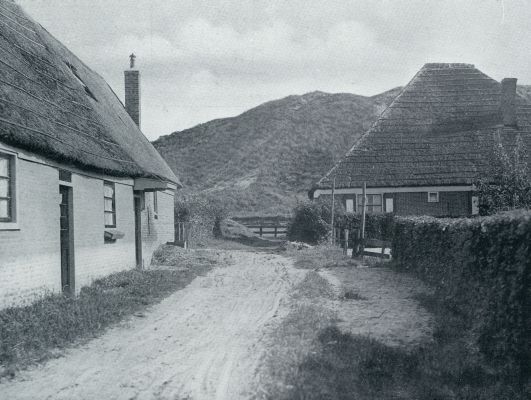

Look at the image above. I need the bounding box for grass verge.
[0,247,215,379]
[284,244,361,270]
[256,248,530,400]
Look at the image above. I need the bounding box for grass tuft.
[0,249,215,378]
[292,271,337,300]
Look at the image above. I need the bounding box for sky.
[16,0,531,141]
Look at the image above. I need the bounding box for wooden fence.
[175,222,190,248]
[247,224,287,239]
[333,227,391,259]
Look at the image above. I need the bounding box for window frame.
[357,194,383,214]
[0,152,15,224]
[103,181,116,228]
[345,198,355,213]
[427,191,440,203]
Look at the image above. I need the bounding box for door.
[59,185,74,294]
[134,192,143,268]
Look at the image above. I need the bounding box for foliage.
[0,253,213,376]
[476,133,531,215]
[286,201,331,244]
[174,192,229,244]
[392,211,531,384]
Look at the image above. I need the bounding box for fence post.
[361,182,367,255]
[330,176,336,245]
[343,229,349,255]
[259,226,263,237]
[274,226,278,238]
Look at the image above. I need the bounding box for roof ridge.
[422,63,475,70]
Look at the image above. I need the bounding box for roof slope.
[0,0,179,184]
[317,63,531,189]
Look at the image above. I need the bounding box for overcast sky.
[16,0,531,140]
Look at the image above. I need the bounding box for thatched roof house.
[312,63,531,216]
[0,0,179,185]
[0,0,181,308]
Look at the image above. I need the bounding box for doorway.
[59,185,74,294]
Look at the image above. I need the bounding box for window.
[385,197,394,213]
[428,192,439,203]
[104,181,116,227]
[65,62,98,101]
[357,194,382,213]
[58,169,72,182]
[345,198,354,213]
[153,191,159,219]
[0,153,14,222]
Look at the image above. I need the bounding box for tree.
[476,133,531,215]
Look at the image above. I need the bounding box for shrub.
[175,193,229,244]
[337,213,395,241]
[476,133,531,215]
[391,211,531,384]
[286,202,330,244]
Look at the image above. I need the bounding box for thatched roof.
[0,0,180,185]
[316,63,531,189]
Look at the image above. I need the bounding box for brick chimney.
[124,53,141,127]
[501,77,517,127]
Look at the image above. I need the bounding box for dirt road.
[0,251,304,400]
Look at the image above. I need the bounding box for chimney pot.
[124,54,141,128]
[501,77,517,127]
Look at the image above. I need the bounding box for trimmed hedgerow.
[391,211,531,384]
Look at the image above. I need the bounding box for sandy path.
[0,251,304,400]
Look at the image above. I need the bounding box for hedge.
[286,202,330,244]
[390,211,531,383]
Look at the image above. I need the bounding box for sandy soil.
[0,251,304,400]
[319,265,434,347]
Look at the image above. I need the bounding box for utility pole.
[330,176,336,245]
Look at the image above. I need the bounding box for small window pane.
[104,198,114,212]
[428,192,439,203]
[371,195,382,205]
[104,212,115,226]
[0,157,9,177]
[104,184,114,198]
[346,199,354,213]
[0,178,8,197]
[0,199,9,219]
[369,205,383,213]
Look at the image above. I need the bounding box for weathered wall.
[0,158,61,307]
[0,155,138,308]
[73,175,136,290]
[393,191,471,216]
[328,190,472,217]
[140,190,175,267]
